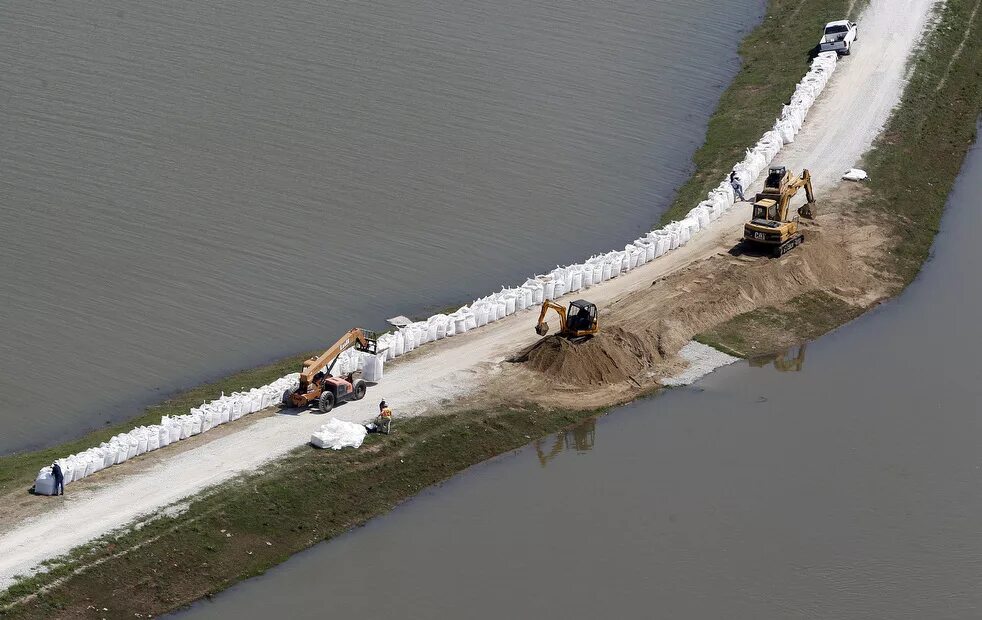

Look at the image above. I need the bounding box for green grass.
[859,0,982,282]
[0,352,314,498]
[694,290,866,357]
[660,0,865,224]
[1,404,606,618]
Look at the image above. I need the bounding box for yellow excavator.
[535,299,599,339]
[282,328,378,413]
[743,166,816,257]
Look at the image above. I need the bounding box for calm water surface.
[177,132,982,618]
[0,0,764,453]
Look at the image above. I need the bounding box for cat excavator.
[282,328,378,413]
[534,299,599,339]
[743,166,816,257]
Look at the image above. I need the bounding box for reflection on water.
[749,343,807,372]
[534,417,596,467]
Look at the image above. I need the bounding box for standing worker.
[378,399,387,413]
[730,171,746,202]
[51,462,64,496]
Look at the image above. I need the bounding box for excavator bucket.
[797,203,816,219]
[535,321,549,336]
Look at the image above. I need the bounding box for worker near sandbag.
[51,462,64,496]
[378,399,388,413]
[375,405,393,435]
[730,171,746,202]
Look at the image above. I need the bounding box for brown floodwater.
[0,0,764,453]
[176,129,982,618]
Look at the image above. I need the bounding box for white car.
[819,20,858,55]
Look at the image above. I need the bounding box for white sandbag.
[158,425,171,447]
[189,413,203,436]
[503,294,517,315]
[445,316,456,337]
[553,277,568,297]
[581,266,594,288]
[542,279,556,300]
[843,168,868,181]
[570,269,583,291]
[100,443,116,468]
[473,303,490,327]
[310,418,367,450]
[362,353,384,382]
[453,312,469,334]
[147,426,161,451]
[34,468,56,495]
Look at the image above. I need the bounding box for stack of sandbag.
[310,418,367,450]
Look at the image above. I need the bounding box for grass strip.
[660,0,865,224]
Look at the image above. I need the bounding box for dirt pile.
[505,203,897,396]
[510,327,660,386]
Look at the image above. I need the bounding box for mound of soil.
[510,327,658,385]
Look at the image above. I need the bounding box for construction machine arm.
[795,169,817,218]
[535,301,568,336]
[300,328,371,389]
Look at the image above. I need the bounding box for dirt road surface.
[0,0,938,592]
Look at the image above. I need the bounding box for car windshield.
[825,24,849,34]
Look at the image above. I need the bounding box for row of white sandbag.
[371,53,840,367]
[31,51,840,494]
[33,375,301,494]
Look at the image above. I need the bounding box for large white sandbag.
[146,426,161,451]
[310,418,367,450]
[158,425,171,447]
[541,279,556,300]
[362,353,384,382]
[503,294,517,315]
[581,266,594,288]
[570,269,583,291]
[34,468,56,495]
[189,413,203,436]
[100,443,116,468]
[553,276,568,296]
[453,312,469,334]
[473,303,490,327]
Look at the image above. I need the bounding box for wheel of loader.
[318,391,335,413]
[282,388,294,406]
[353,381,367,400]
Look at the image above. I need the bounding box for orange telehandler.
[282,328,378,413]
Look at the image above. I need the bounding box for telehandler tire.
[282,389,294,406]
[318,391,335,413]
[353,381,367,400]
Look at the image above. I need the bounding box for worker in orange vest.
[376,406,393,435]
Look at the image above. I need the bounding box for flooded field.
[0,0,764,453]
[178,130,982,618]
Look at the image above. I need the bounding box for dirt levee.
[510,328,658,385]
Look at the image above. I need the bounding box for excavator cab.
[534,300,599,339]
[764,166,788,191]
[566,300,597,333]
